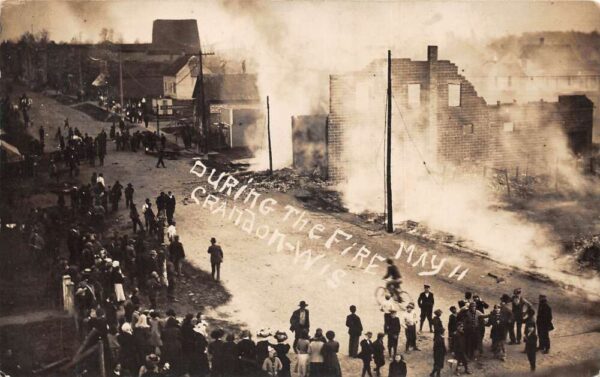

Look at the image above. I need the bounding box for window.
[448,83,461,107]
[462,124,474,135]
[503,122,514,132]
[407,84,421,107]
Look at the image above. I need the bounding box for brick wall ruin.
[327,46,594,182]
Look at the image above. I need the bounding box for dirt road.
[26,91,600,376]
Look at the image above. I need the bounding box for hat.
[434,309,442,316]
[240,330,251,338]
[514,288,522,294]
[193,322,207,335]
[149,250,157,256]
[407,302,415,309]
[166,309,176,317]
[424,284,430,289]
[121,322,132,334]
[257,328,272,338]
[275,331,288,342]
[539,294,547,300]
[210,237,216,243]
[112,261,120,268]
[145,353,160,364]
[299,300,308,308]
[211,329,225,339]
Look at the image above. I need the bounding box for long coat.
[433,335,446,369]
[289,308,310,334]
[161,325,183,369]
[346,313,363,336]
[388,360,407,377]
[372,339,385,368]
[322,340,342,377]
[358,339,373,362]
[537,302,553,331]
[117,332,139,374]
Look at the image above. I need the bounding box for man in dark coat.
[524,326,538,371]
[418,284,435,332]
[358,332,374,377]
[156,148,166,168]
[388,354,407,377]
[237,330,257,376]
[448,306,458,351]
[166,191,176,224]
[453,323,471,375]
[207,237,223,281]
[536,294,553,354]
[432,309,444,337]
[222,333,239,377]
[161,317,183,373]
[290,301,310,348]
[168,235,185,276]
[346,305,363,358]
[510,288,531,345]
[430,330,446,377]
[384,310,401,358]
[124,183,134,209]
[208,329,226,377]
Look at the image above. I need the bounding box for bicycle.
[375,282,413,312]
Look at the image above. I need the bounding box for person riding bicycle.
[383,258,403,302]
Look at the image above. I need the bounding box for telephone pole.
[386,50,393,233]
[267,96,273,174]
[118,49,124,110]
[196,40,214,156]
[156,101,160,135]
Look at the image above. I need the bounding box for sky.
[1,1,599,47]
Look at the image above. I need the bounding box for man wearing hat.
[509,288,531,345]
[385,310,401,358]
[403,303,420,352]
[346,305,363,358]
[207,237,224,281]
[432,309,444,337]
[358,331,374,377]
[418,284,435,333]
[290,301,310,349]
[536,294,553,354]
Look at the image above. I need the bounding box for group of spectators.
[370,285,554,376]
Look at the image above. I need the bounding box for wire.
[390,93,441,185]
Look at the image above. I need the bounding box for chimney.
[427,46,438,62]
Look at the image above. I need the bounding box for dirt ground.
[12,90,600,376]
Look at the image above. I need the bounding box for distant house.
[193,74,262,148]
[163,55,204,99]
[106,60,170,99]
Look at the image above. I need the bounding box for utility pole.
[386,50,393,233]
[267,96,273,174]
[196,40,215,156]
[156,101,160,135]
[118,49,124,110]
[78,49,83,95]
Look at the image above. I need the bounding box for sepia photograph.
[0,0,599,376]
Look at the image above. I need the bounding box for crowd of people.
[371,282,554,376]
[2,92,557,377]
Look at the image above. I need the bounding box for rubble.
[571,234,600,272]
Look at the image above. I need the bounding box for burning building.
[327,46,594,182]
